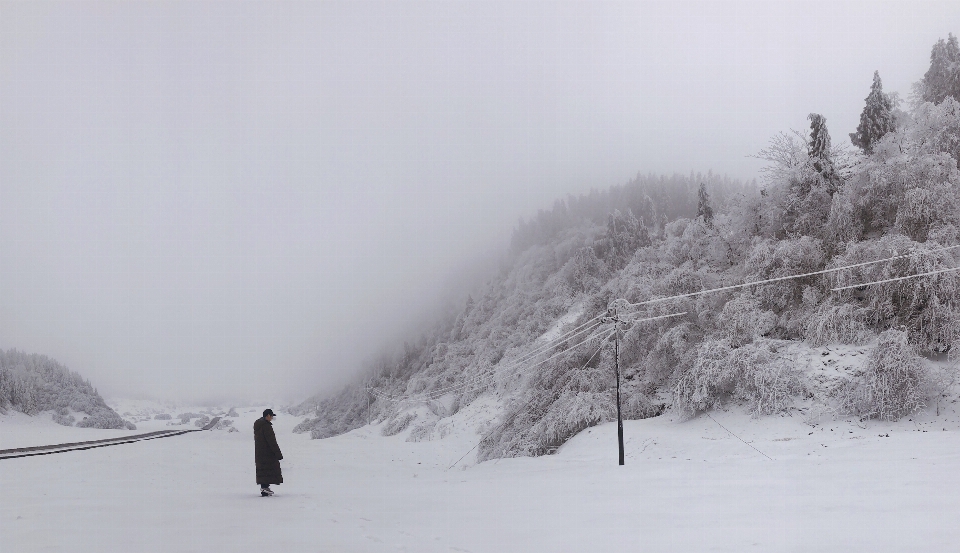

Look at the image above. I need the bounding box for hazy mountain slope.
[292,173,754,440]
[0,349,135,430]
[296,37,960,459]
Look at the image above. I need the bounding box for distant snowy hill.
[296,38,960,460]
[0,349,134,430]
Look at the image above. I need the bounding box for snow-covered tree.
[697,183,714,227]
[838,329,926,420]
[564,246,605,295]
[808,113,832,172]
[920,33,960,105]
[602,209,649,268]
[850,71,896,154]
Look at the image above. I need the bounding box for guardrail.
[0,416,223,461]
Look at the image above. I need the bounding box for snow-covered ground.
[5,394,960,552]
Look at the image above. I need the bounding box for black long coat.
[254,417,284,485]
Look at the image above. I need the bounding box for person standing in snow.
[254,408,283,496]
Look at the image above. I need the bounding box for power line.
[368,324,604,405]
[375,245,960,406]
[418,320,606,398]
[449,340,609,470]
[619,311,688,324]
[372,311,685,406]
[376,323,614,405]
[832,265,960,291]
[370,319,607,404]
[625,243,960,309]
[369,311,687,410]
[706,413,773,461]
[375,242,960,405]
[369,314,606,403]
[425,312,686,468]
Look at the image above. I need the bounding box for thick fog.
[1,1,957,404]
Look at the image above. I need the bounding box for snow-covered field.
[5,395,960,552]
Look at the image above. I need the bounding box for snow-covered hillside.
[0,349,135,430]
[295,51,960,457]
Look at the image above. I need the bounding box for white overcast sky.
[1,1,958,403]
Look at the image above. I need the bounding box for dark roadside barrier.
[0,416,223,461]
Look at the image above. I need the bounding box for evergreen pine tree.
[921,33,960,105]
[850,71,896,154]
[697,183,714,226]
[808,113,832,166]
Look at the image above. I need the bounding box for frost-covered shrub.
[194,415,211,428]
[477,335,619,461]
[381,413,416,436]
[621,393,666,420]
[77,411,136,430]
[178,412,202,425]
[535,389,613,451]
[644,322,698,386]
[561,246,606,295]
[52,412,75,426]
[718,294,777,347]
[674,340,738,417]
[406,419,437,442]
[293,417,317,434]
[836,329,926,420]
[731,345,804,416]
[674,340,803,418]
[804,302,872,346]
[154,413,172,420]
[226,407,238,417]
[213,418,233,430]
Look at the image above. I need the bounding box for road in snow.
[4,404,960,552]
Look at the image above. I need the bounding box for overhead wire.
[372,310,685,406]
[618,311,688,324]
[449,339,609,470]
[375,244,960,406]
[368,314,602,401]
[374,323,604,402]
[624,243,960,309]
[369,312,607,401]
[369,315,607,403]
[378,323,615,405]
[374,243,960,456]
[832,265,960,291]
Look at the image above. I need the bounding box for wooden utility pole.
[615,318,624,465]
[604,306,684,466]
[604,301,626,466]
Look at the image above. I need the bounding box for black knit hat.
[263,408,276,417]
